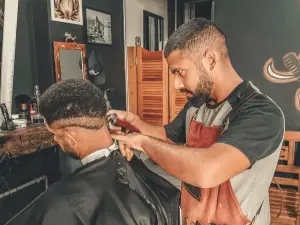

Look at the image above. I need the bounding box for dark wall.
[215,0,300,131]
[13,0,126,110]
[12,0,38,113]
[168,0,184,37]
[46,0,126,110]
[194,1,211,19]
[167,0,212,37]
[167,0,175,37]
[31,0,53,95]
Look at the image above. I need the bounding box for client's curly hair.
[39,79,107,129]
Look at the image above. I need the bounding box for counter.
[0,124,56,156]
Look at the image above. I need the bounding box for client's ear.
[63,129,78,149]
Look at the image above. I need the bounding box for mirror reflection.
[53,42,87,82]
[59,49,83,80]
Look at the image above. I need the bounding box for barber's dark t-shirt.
[165,81,285,224]
[165,81,284,165]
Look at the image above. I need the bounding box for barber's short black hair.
[39,79,107,129]
[164,18,228,58]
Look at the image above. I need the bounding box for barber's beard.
[181,69,215,107]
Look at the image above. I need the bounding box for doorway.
[143,11,164,51]
[184,0,215,23]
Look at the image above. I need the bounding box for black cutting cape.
[5,151,180,225]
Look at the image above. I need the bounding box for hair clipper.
[107,113,140,133]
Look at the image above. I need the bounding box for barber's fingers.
[118,141,134,161]
[107,110,138,124]
[111,134,129,143]
[112,133,145,154]
[118,141,127,157]
[108,124,123,133]
[125,146,134,161]
[107,110,127,120]
[122,143,134,161]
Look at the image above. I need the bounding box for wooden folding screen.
[127,47,169,125]
[127,46,186,125]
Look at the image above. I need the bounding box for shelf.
[0,124,57,156]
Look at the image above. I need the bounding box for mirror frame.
[53,42,87,82]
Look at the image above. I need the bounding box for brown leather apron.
[181,93,258,225]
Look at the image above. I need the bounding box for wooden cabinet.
[127,46,186,125]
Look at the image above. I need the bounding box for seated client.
[5,79,179,225]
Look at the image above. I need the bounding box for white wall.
[1,0,19,114]
[125,0,168,47]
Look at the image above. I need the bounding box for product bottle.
[31,85,44,123]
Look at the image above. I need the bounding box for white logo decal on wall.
[264,52,300,112]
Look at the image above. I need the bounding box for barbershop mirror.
[53,42,87,82]
[60,49,83,80]
[143,11,164,51]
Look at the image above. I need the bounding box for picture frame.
[85,8,112,45]
[50,0,83,25]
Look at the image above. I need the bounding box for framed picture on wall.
[50,0,83,25]
[85,8,112,45]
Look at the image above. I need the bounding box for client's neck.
[79,127,114,159]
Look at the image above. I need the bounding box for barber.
[109,18,284,225]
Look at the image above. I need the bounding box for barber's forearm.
[140,136,207,187]
[133,118,169,142]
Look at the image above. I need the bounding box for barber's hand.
[112,133,146,161]
[107,110,140,134]
[117,140,134,161]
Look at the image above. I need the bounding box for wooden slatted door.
[137,48,169,125]
[127,47,169,126]
[169,72,187,121]
[127,46,186,124]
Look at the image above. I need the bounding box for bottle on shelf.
[31,85,44,124]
